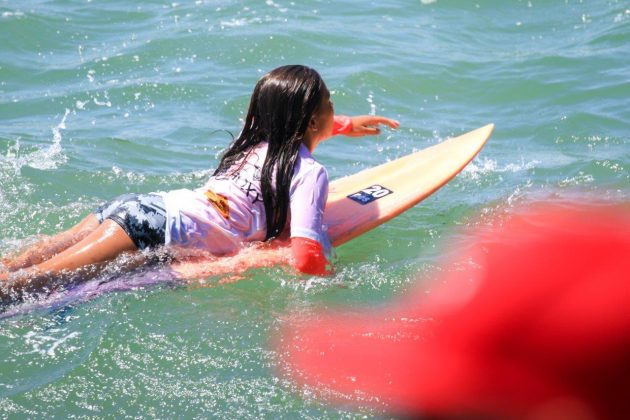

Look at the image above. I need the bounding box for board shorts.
[94,193,167,250]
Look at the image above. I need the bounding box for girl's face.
[305,90,334,152]
[318,90,335,136]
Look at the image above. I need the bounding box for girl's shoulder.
[295,144,326,174]
[292,145,328,192]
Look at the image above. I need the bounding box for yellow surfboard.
[171,124,494,279]
[326,124,494,246]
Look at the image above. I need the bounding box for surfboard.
[0,124,493,319]
[326,123,494,246]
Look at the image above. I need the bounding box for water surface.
[1,0,628,417]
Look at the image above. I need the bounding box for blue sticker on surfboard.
[348,185,393,205]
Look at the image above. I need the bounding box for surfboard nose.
[474,123,495,138]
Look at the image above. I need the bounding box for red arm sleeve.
[332,115,352,136]
[290,237,333,276]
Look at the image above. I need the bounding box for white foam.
[265,0,287,12]
[93,97,111,107]
[613,10,630,23]
[110,166,147,183]
[75,99,88,110]
[559,172,595,187]
[461,157,540,180]
[220,18,248,28]
[2,11,25,18]
[24,329,81,357]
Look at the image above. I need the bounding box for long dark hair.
[213,65,328,240]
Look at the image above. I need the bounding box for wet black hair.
[213,65,328,240]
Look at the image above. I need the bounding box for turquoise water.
[1,0,628,417]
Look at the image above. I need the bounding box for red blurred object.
[276,204,630,419]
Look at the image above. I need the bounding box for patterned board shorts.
[94,193,167,250]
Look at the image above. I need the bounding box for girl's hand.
[347,115,399,137]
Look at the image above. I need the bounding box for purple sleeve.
[289,166,329,247]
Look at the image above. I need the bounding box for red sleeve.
[291,237,333,276]
[332,115,352,136]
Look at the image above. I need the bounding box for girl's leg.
[1,220,137,303]
[1,214,101,272]
[37,219,136,272]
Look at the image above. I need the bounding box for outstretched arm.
[170,238,331,280]
[333,115,399,137]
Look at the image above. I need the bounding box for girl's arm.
[333,115,400,137]
[289,165,333,276]
[290,115,399,275]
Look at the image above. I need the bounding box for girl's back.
[162,141,329,255]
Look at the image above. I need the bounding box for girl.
[1,65,399,303]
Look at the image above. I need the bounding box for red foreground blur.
[276,204,630,419]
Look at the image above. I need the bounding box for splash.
[1,109,70,173]
[461,157,540,180]
[0,109,72,242]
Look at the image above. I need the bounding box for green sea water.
[0,0,628,417]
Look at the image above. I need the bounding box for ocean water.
[0,0,628,417]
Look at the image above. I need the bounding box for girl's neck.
[302,133,318,153]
